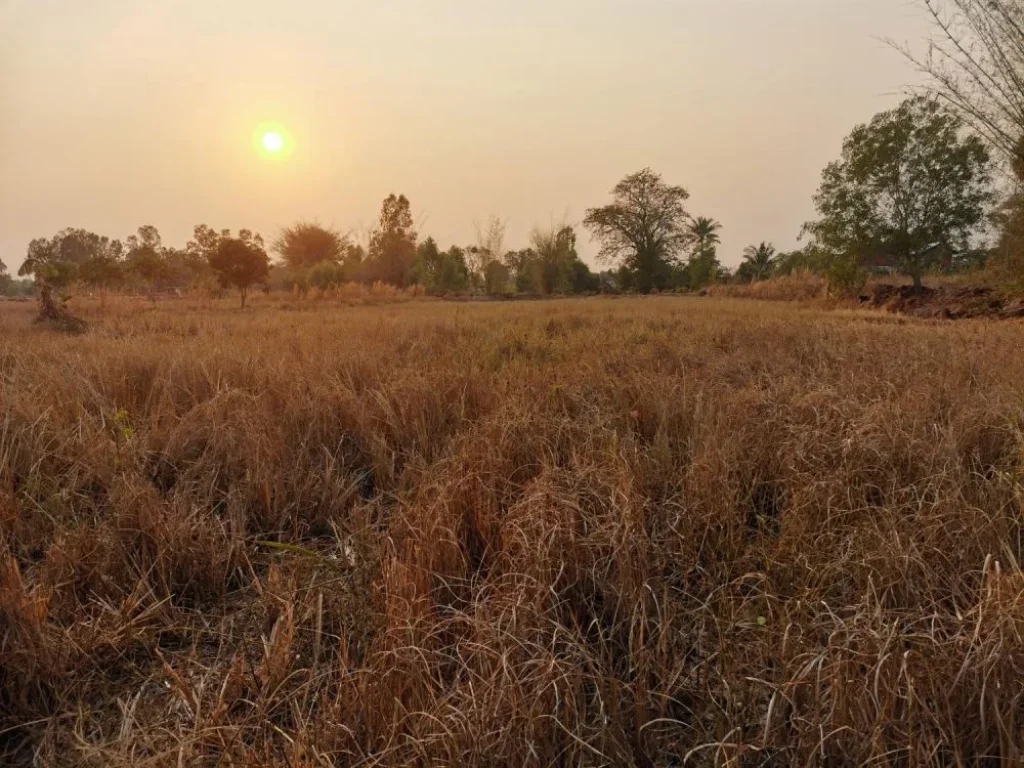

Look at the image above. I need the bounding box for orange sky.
[0,0,933,271]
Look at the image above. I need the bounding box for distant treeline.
[5,89,1022,307]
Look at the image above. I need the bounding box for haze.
[0,0,931,270]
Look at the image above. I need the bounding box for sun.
[261,131,284,154]
[253,122,294,159]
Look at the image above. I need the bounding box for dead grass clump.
[709,270,829,302]
[0,296,1023,764]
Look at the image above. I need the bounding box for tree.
[367,194,417,287]
[437,247,471,293]
[274,222,348,270]
[805,97,993,291]
[19,228,114,289]
[161,247,210,293]
[900,0,1024,165]
[17,229,106,329]
[483,259,510,295]
[201,228,270,307]
[687,247,721,290]
[470,215,507,280]
[0,258,10,294]
[685,216,724,290]
[78,239,124,297]
[584,169,693,293]
[124,225,166,298]
[774,245,831,276]
[504,248,542,293]
[341,243,366,283]
[740,242,777,282]
[569,257,599,293]
[411,239,471,294]
[689,217,722,255]
[411,237,442,289]
[307,261,348,290]
[530,224,588,294]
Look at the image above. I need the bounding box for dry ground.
[1,295,1022,766]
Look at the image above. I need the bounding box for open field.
[1,296,1023,765]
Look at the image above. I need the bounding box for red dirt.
[859,284,1024,320]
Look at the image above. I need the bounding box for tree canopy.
[739,242,777,282]
[201,228,270,307]
[274,222,348,270]
[367,194,417,287]
[805,97,993,289]
[584,169,693,293]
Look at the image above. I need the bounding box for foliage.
[805,97,993,289]
[530,225,584,294]
[686,246,722,290]
[774,244,832,276]
[124,225,167,295]
[689,216,722,259]
[824,252,868,297]
[19,228,121,289]
[411,238,471,294]
[366,194,417,287]
[483,259,510,295]
[306,260,349,290]
[584,168,693,293]
[273,222,348,270]
[504,249,541,294]
[738,242,777,282]
[202,228,270,308]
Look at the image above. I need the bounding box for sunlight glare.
[262,131,284,153]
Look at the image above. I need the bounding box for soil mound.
[859,284,1024,320]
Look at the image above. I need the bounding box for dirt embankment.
[859,284,1024,320]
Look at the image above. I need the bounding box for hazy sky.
[1,0,934,271]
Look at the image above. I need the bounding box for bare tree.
[899,0,1024,165]
[469,215,507,277]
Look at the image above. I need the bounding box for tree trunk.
[36,280,87,333]
[240,287,247,309]
[912,271,923,294]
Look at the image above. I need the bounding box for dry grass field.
[1,295,1023,766]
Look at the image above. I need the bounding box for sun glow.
[253,122,293,159]
[262,131,284,153]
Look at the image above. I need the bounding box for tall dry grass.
[708,271,829,302]
[0,295,1022,765]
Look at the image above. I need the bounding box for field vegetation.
[1,295,1023,765]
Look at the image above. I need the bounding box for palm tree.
[742,242,777,281]
[689,216,722,256]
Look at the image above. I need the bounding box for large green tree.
[584,169,693,293]
[805,97,993,290]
